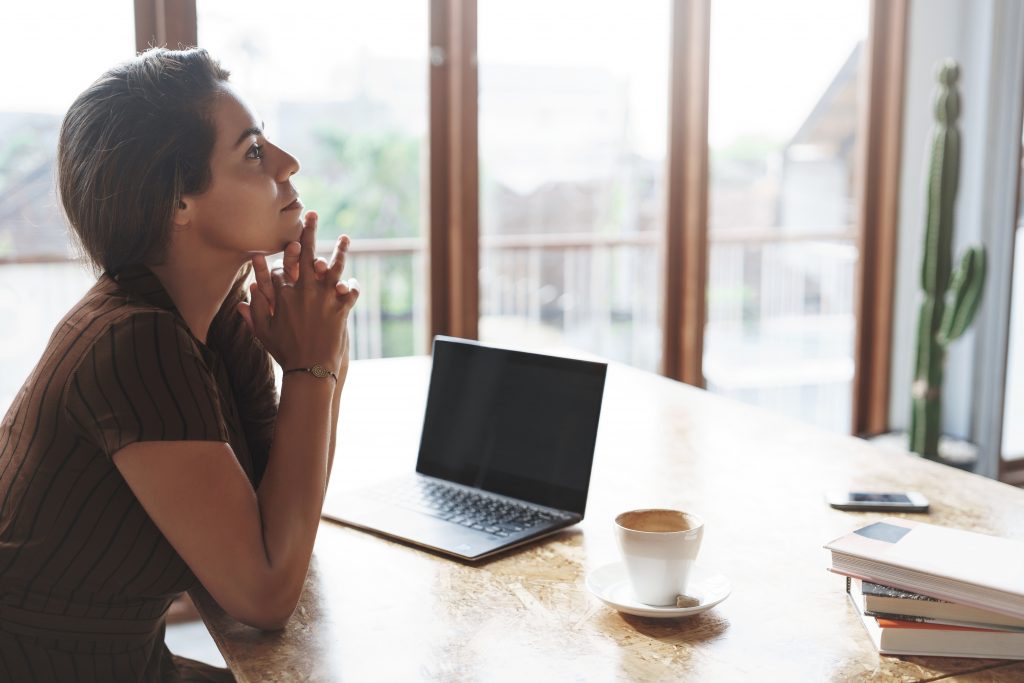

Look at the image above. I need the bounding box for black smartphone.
[825,491,930,512]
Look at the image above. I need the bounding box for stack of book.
[824,517,1024,659]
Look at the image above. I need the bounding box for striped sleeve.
[210,304,278,486]
[63,312,230,459]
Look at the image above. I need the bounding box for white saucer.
[585,562,731,619]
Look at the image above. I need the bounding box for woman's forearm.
[323,366,346,500]
[254,372,335,616]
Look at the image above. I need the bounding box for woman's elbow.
[228,578,301,631]
[242,610,292,632]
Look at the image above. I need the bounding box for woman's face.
[182,83,303,257]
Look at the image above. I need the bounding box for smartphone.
[826,491,930,512]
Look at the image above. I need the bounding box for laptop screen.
[416,337,607,515]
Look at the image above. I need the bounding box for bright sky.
[195,1,427,104]
[2,1,134,113]
[709,0,867,147]
[3,0,865,150]
[478,0,670,158]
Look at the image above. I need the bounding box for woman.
[0,48,357,681]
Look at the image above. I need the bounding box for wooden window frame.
[852,0,909,436]
[428,0,480,343]
[661,0,907,429]
[134,0,197,53]
[998,93,1024,484]
[662,0,711,387]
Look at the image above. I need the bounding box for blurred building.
[0,112,69,260]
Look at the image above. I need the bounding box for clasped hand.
[237,211,359,372]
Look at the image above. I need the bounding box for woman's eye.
[246,143,264,160]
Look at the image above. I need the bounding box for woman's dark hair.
[58,47,228,271]
[58,48,276,484]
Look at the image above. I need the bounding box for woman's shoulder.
[55,275,187,351]
[5,275,208,436]
[49,275,207,390]
[53,277,231,461]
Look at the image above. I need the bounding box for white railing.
[0,242,428,413]
[1,229,859,432]
[704,229,858,433]
[479,232,662,370]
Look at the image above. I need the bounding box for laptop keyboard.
[380,478,572,537]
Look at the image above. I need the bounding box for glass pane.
[198,0,429,359]
[477,0,669,370]
[1001,124,1024,462]
[1,2,134,414]
[705,0,868,432]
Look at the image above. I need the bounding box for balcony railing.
[1,229,858,429]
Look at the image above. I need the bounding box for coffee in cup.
[614,509,704,606]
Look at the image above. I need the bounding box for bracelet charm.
[284,363,338,382]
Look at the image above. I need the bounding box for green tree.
[298,128,423,356]
[301,129,421,241]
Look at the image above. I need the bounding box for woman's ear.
[172,197,193,228]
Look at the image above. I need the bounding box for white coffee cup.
[614,509,704,606]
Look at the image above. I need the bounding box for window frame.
[852,0,909,436]
[1005,161,1024,483]
[661,0,711,387]
[134,0,196,52]
[428,0,480,342]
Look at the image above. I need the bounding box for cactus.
[909,61,987,460]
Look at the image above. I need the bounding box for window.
[198,0,429,359]
[705,0,869,432]
[1001,125,1024,468]
[476,0,669,370]
[0,2,134,412]
[4,1,909,441]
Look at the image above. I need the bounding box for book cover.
[850,578,1024,633]
[846,581,1024,660]
[859,580,1024,630]
[861,581,939,602]
[825,518,1024,619]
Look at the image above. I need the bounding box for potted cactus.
[909,60,986,462]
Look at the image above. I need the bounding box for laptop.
[322,336,607,561]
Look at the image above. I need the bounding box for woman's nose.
[277,148,300,181]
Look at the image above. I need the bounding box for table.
[194,356,1024,681]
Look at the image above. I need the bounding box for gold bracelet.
[283,363,338,382]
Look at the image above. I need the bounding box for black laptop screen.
[415,338,607,515]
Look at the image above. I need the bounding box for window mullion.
[662,0,711,386]
[428,0,480,345]
[134,0,197,53]
[851,0,908,436]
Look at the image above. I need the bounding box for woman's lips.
[281,197,302,212]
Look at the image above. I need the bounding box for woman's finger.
[270,267,288,293]
[236,301,253,333]
[335,277,360,296]
[297,211,318,282]
[314,257,329,280]
[335,280,360,316]
[326,235,350,284]
[247,282,272,336]
[282,241,301,284]
[252,255,275,313]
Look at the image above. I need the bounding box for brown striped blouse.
[0,264,272,682]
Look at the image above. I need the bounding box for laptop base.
[323,475,580,561]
